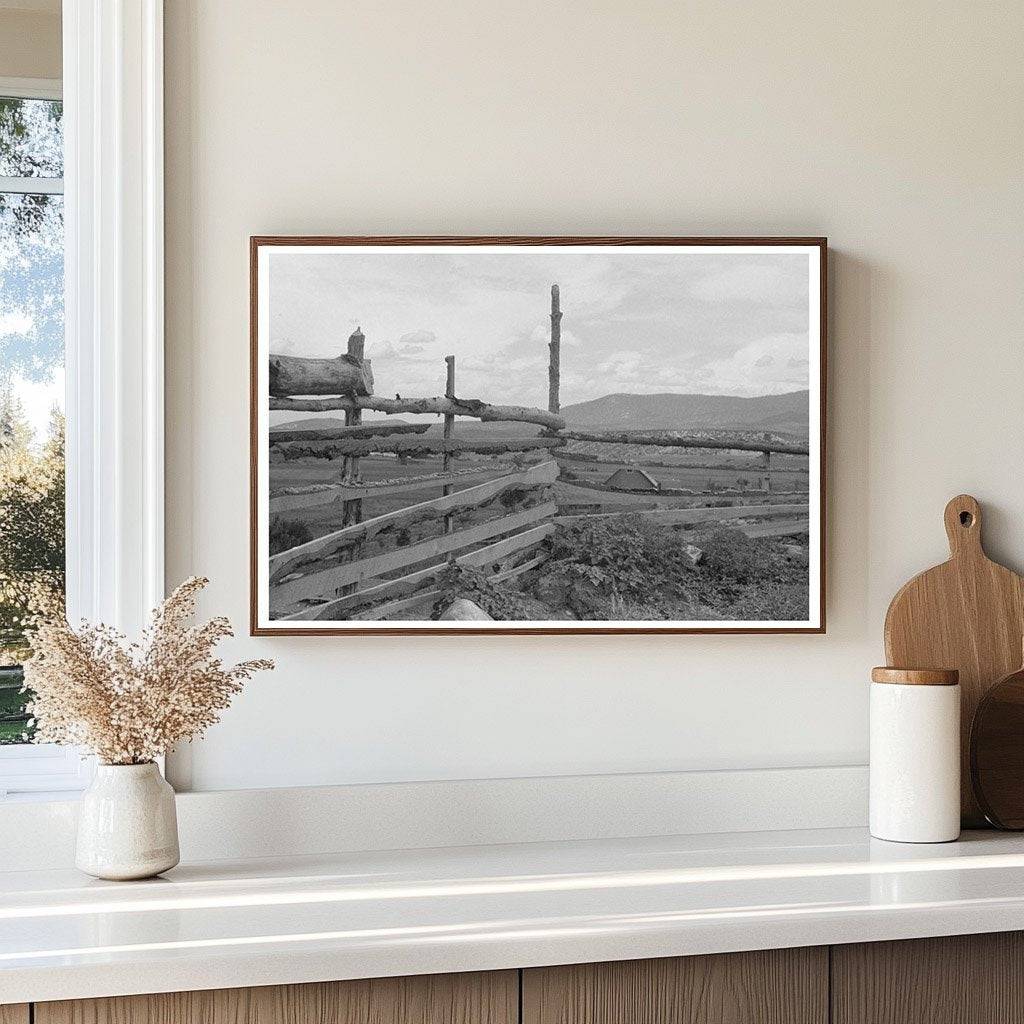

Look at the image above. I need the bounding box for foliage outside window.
[0,95,65,744]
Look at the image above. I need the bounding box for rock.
[438,598,493,621]
[684,543,704,565]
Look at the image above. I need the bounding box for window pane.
[0,98,63,179]
[0,188,65,744]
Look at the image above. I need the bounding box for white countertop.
[4,826,1024,1004]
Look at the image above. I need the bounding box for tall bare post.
[548,284,561,415]
[761,432,773,501]
[341,327,365,528]
[443,355,456,538]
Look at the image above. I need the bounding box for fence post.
[548,284,561,415]
[761,432,773,500]
[443,355,456,539]
[341,327,365,527]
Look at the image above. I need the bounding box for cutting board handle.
[944,494,983,558]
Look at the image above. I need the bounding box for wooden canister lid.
[871,667,959,686]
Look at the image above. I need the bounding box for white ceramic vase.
[76,762,180,880]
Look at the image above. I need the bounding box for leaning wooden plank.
[270,394,565,430]
[490,552,549,583]
[270,462,559,582]
[302,466,516,501]
[554,503,808,526]
[741,519,810,539]
[268,352,373,398]
[349,589,445,621]
[275,436,567,460]
[553,429,810,456]
[269,422,431,443]
[271,504,557,608]
[276,524,555,621]
[269,465,514,506]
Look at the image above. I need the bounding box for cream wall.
[164,1,1024,791]
[0,6,61,80]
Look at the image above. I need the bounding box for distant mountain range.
[559,390,810,436]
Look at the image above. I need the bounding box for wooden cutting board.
[884,494,1024,826]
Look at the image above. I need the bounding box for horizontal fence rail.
[269,422,430,444]
[270,394,566,430]
[550,429,810,457]
[274,435,567,460]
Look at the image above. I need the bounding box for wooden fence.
[267,288,811,621]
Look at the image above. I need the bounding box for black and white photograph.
[251,239,825,634]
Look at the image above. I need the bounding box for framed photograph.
[251,237,826,635]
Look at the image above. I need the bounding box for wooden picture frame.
[250,237,827,635]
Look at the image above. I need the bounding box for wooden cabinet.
[522,948,828,1024]
[34,971,517,1024]
[23,932,1024,1024]
[832,932,1024,1024]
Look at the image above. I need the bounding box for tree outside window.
[0,94,65,744]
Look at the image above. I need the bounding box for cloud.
[398,329,436,347]
[597,349,645,381]
[691,263,804,305]
[700,333,810,395]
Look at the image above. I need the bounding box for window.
[0,80,83,796]
[0,5,166,798]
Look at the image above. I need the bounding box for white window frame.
[0,0,165,799]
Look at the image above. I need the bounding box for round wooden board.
[884,495,1024,826]
[970,664,1024,829]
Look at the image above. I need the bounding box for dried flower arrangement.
[22,576,273,765]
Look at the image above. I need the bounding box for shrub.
[430,563,531,620]
[539,514,698,617]
[698,528,763,583]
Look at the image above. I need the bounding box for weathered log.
[275,524,555,621]
[270,394,565,431]
[549,284,561,414]
[268,352,374,398]
[275,435,566,460]
[443,355,457,535]
[270,502,557,607]
[552,429,810,456]
[269,422,430,444]
[270,461,559,582]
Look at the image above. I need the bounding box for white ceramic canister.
[869,667,961,843]
[76,762,180,880]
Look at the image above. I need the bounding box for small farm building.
[604,467,661,491]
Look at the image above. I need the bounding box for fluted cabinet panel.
[522,948,828,1024]
[35,972,517,1024]
[832,933,1024,1024]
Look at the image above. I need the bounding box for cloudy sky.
[268,248,811,416]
